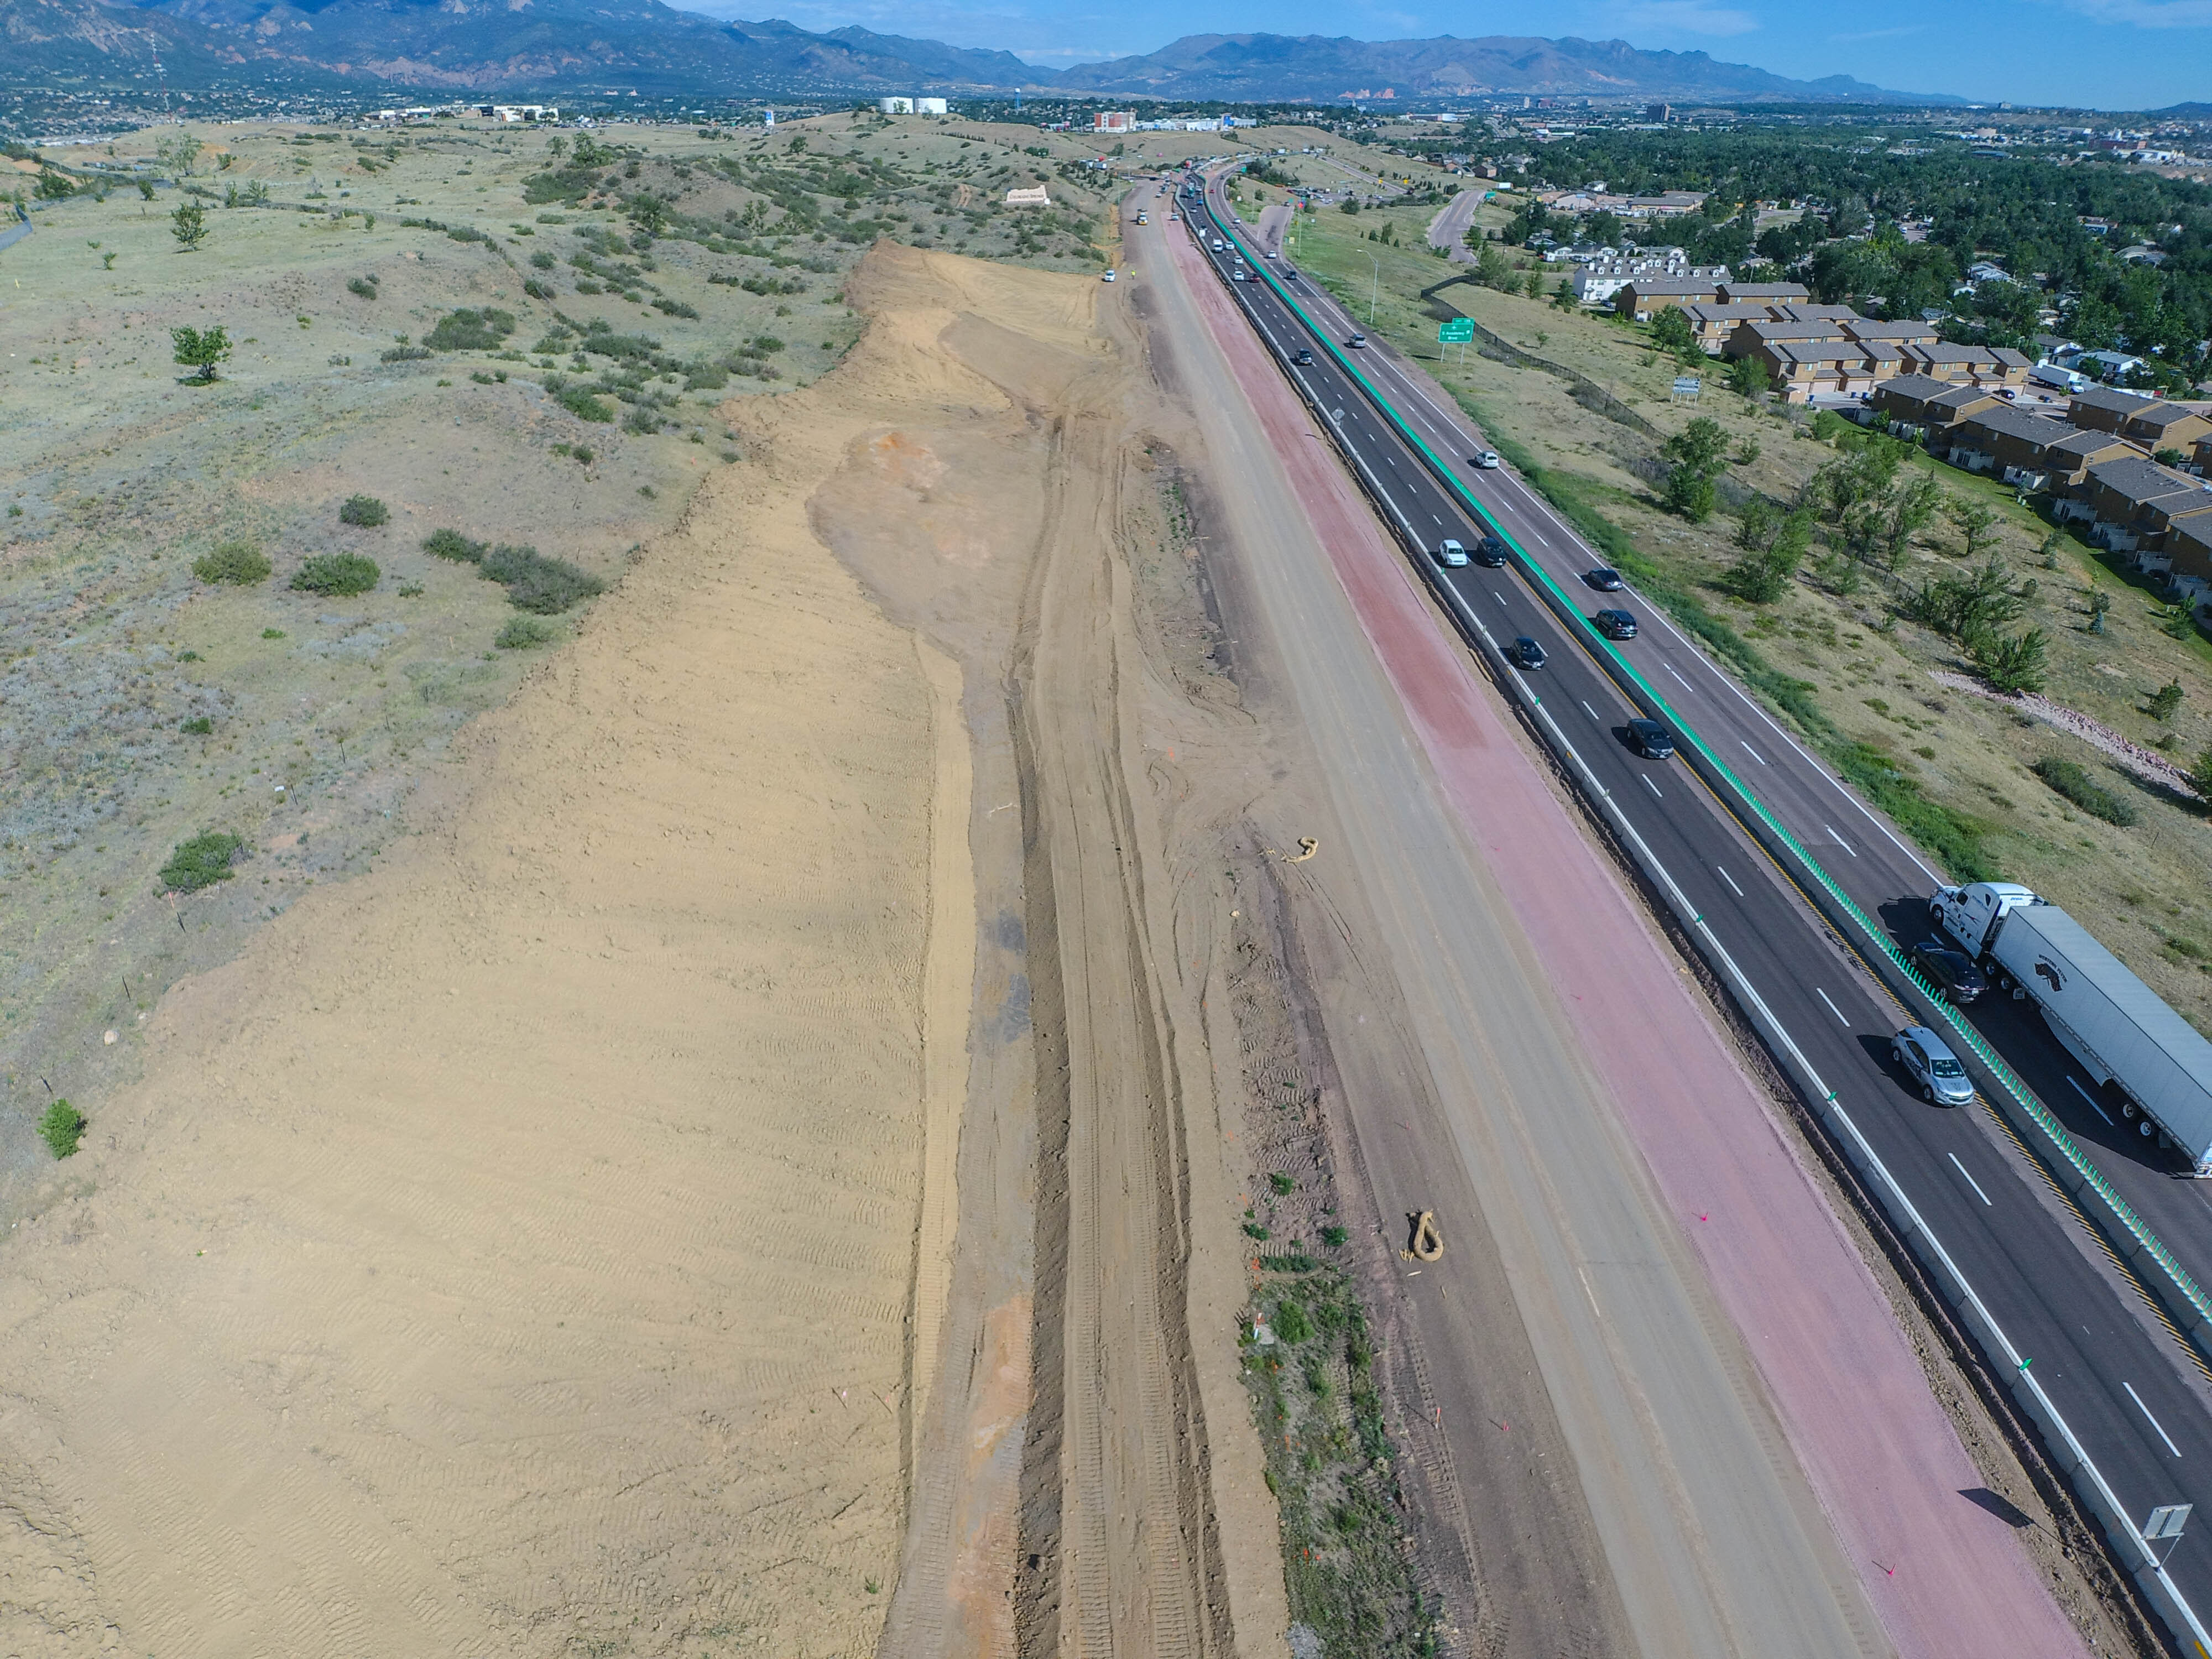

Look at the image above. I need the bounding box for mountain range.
[1053,33,1955,105]
[2,0,1963,106]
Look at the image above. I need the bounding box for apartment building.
[2065,386,2212,455]
[2054,454,2212,565]
[1896,342,2032,389]
[1679,302,1783,353]
[1612,276,1723,319]
[1869,375,2004,435]
[1943,405,2142,490]
[1714,279,1811,305]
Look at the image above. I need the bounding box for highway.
[1244,186,2212,1306]
[1170,165,2212,1652]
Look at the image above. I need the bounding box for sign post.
[1672,374,1702,401]
[1439,315,1473,367]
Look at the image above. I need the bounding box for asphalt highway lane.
[1175,171,2212,1648]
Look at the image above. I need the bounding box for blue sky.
[667,0,2212,111]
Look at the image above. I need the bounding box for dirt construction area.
[0,226,1302,1655]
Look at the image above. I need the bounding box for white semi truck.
[1931,881,2212,1175]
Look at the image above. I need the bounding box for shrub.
[1321,1225,1349,1246]
[39,1100,86,1160]
[423,307,517,351]
[338,493,388,527]
[1272,1299,1313,1343]
[1968,625,2048,695]
[555,384,616,423]
[291,552,380,596]
[422,528,487,562]
[496,614,561,649]
[581,332,660,361]
[1267,1171,1295,1196]
[522,278,552,300]
[347,276,378,299]
[479,542,605,613]
[2032,758,2136,826]
[161,830,243,891]
[179,715,212,735]
[623,406,662,435]
[193,540,270,585]
[651,297,701,319]
[380,344,432,362]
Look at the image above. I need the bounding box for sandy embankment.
[0,254,1003,1656]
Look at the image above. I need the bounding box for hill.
[1055,32,1961,105]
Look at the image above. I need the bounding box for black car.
[1909,940,1987,1004]
[1593,609,1637,640]
[1507,637,1547,670]
[1291,347,1314,366]
[1584,567,1625,592]
[1472,535,1510,567]
[1627,718,1675,759]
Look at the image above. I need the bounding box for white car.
[1102,270,1117,283]
[1472,450,1501,469]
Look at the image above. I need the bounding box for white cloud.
[1609,0,1761,36]
[2059,0,2212,22]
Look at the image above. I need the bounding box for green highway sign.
[1438,317,1475,343]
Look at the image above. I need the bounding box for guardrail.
[1190,184,2212,1657]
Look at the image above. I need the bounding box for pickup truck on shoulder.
[1931,880,2212,1173]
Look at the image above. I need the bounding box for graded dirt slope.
[0,251,997,1656]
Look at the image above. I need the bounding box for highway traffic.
[1164,164,2212,1651]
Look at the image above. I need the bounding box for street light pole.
[1366,251,1380,323]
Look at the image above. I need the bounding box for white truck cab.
[1929,881,2038,956]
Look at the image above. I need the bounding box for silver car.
[1893,1025,1975,1106]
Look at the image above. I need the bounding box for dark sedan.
[1584,567,1625,592]
[1507,637,1547,670]
[1627,719,1675,759]
[1472,536,1510,567]
[1909,940,1987,1004]
[1593,609,1637,640]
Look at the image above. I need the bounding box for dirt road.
[1144,205,1905,1657]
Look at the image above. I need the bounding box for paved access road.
[1179,166,2212,1652]
[1425,188,1481,265]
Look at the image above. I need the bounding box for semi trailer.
[1931,880,2212,1176]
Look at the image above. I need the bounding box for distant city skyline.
[667,0,2212,111]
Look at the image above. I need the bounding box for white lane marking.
[1741,740,1768,766]
[1665,662,1694,690]
[1817,988,1850,1027]
[1580,700,1600,723]
[1948,1152,1993,1207]
[1824,823,1858,858]
[1493,592,1509,607]
[1431,513,1442,526]
[1578,1265,1602,1319]
[1641,774,1663,800]
[2068,1075,2115,1125]
[2125,1381,2184,1458]
[1717,865,1745,898]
